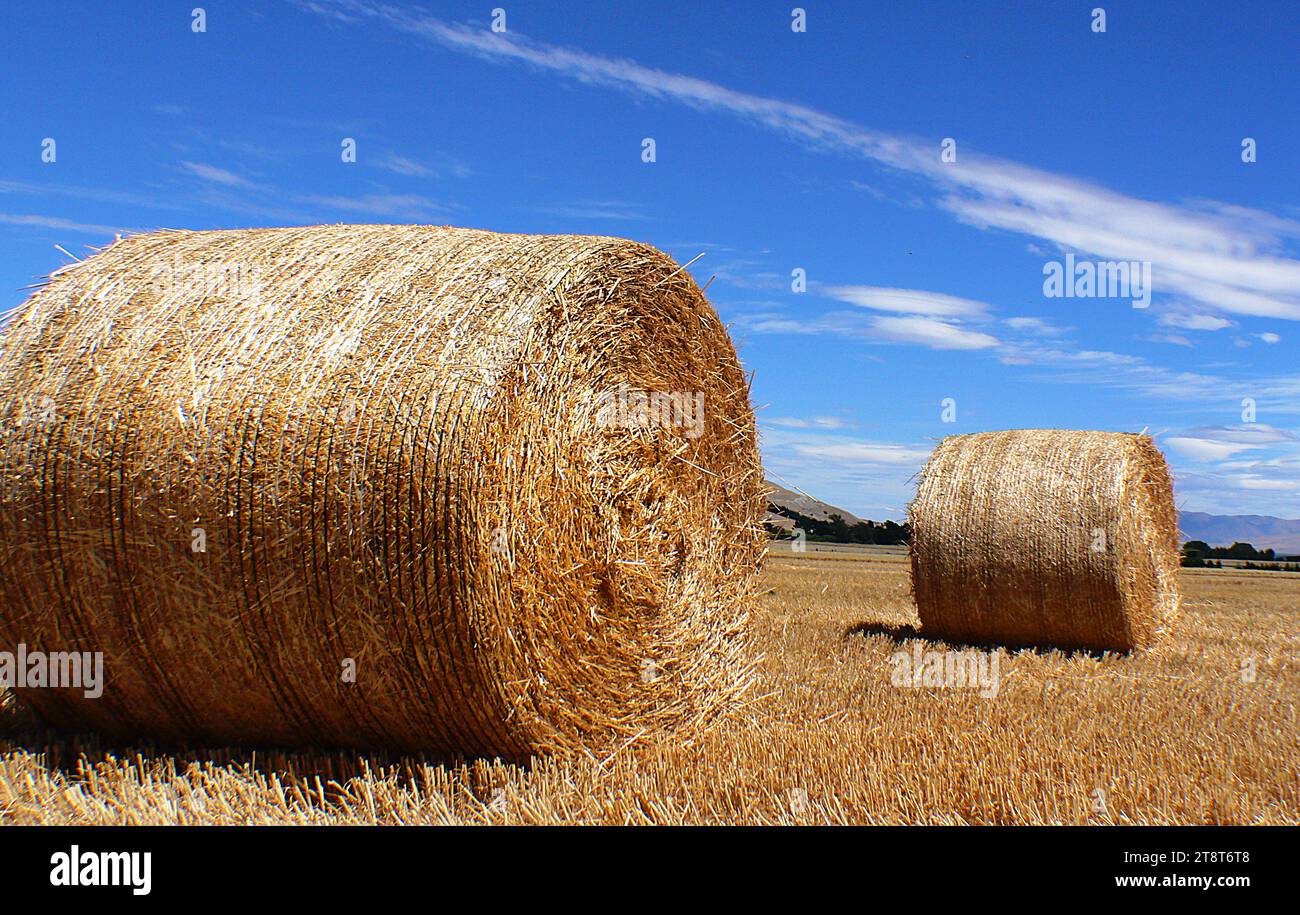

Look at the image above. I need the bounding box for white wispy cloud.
[1172,466,1300,514]
[1004,316,1070,336]
[764,416,852,430]
[299,192,449,218]
[180,161,258,188]
[1158,312,1233,331]
[376,153,433,177]
[372,151,472,179]
[759,426,932,518]
[1166,437,1255,462]
[823,285,989,318]
[177,158,454,220]
[300,0,1300,322]
[1164,424,1298,462]
[536,199,648,221]
[988,341,1300,417]
[0,179,183,211]
[792,441,933,465]
[738,309,999,351]
[869,315,1000,350]
[1229,474,1297,491]
[1159,425,1300,512]
[0,213,126,236]
[939,179,1300,320]
[1145,333,1194,347]
[759,426,935,517]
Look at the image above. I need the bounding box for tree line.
[1181,540,1299,572]
[765,506,910,545]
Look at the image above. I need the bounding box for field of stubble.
[1,547,1296,825]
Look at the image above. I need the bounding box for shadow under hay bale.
[842,621,1110,659]
[0,224,766,759]
[908,429,1181,653]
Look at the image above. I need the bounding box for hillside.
[1180,511,1300,555]
[764,481,862,525]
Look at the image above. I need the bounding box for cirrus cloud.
[300,0,1300,323]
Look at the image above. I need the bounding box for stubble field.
[1,547,1296,825]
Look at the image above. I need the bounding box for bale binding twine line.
[0,224,766,758]
[909,429,1181,653]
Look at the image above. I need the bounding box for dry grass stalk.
[909,429,1181,652]
[0,224,765,757]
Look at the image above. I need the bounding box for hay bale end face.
[909,429,1181,652]
[0,225,766,757]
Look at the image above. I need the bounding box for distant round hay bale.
[0,225,765,758]
[909,429,1181,652]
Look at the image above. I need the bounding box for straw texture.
[0,224,766,757]
[909,430,1181,652]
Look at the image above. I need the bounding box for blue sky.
[3,1,1298,519]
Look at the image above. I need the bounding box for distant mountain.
[764,480,862,526]
[1179,511,1300,555]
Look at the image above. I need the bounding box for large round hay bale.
[0,225,765,758]
[909,429,1181,652]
